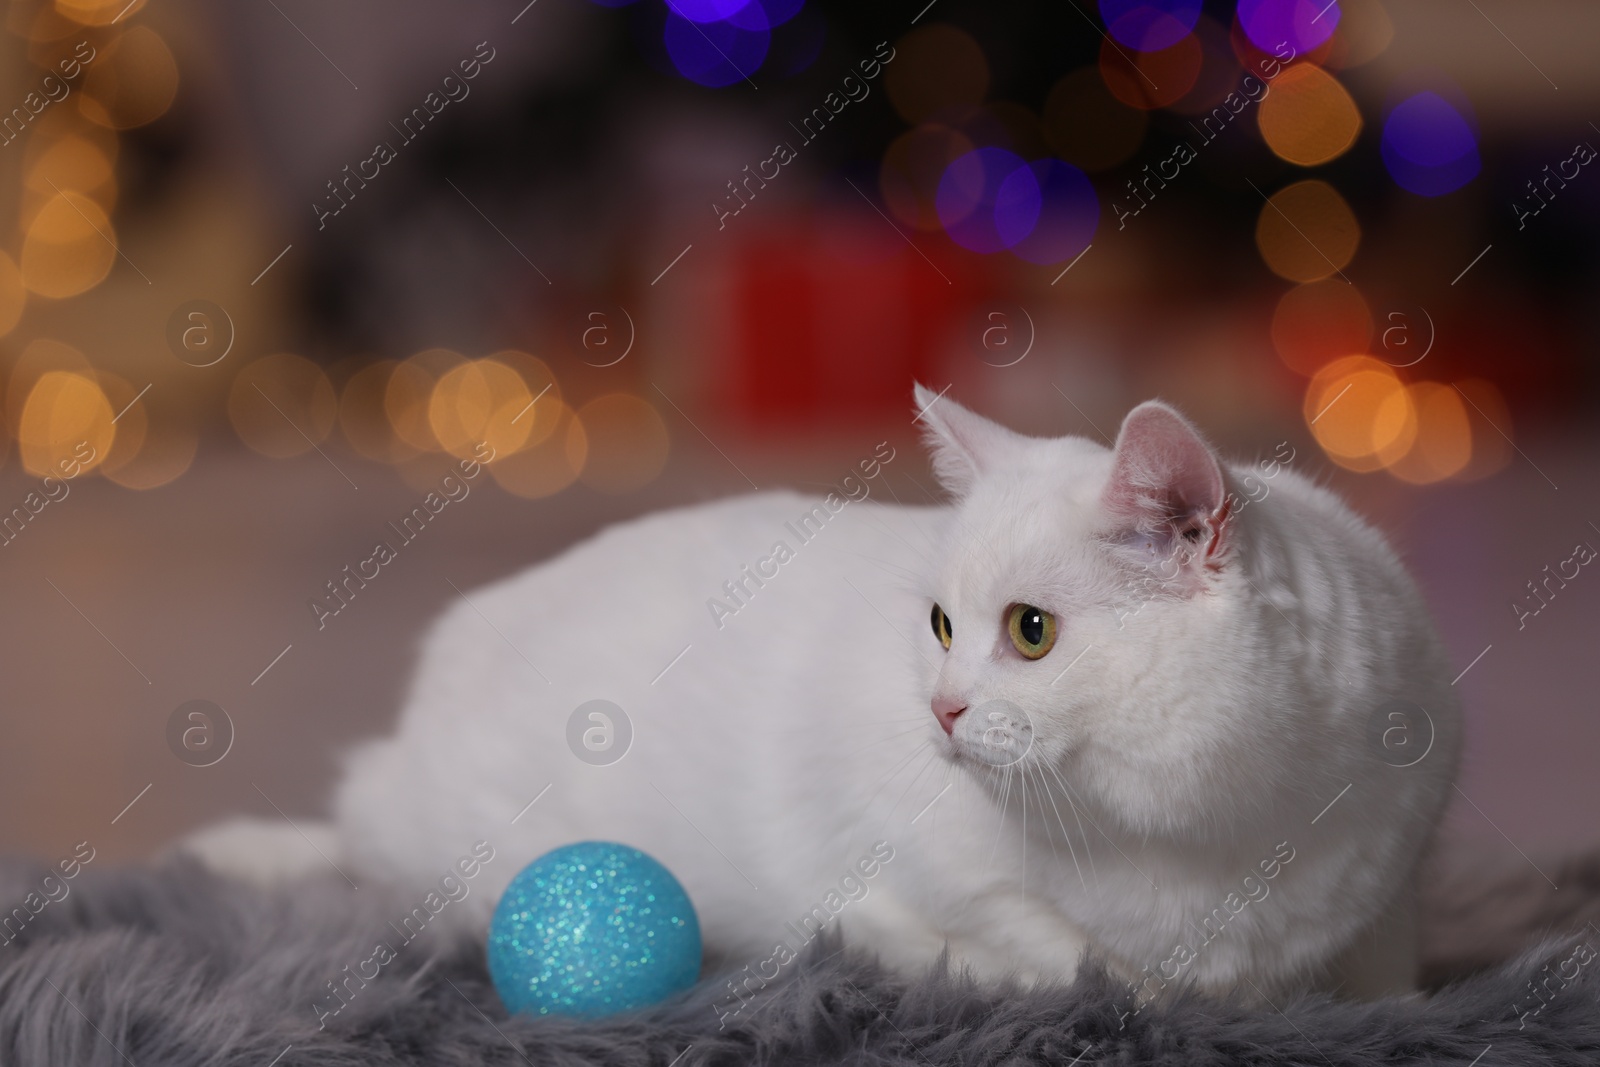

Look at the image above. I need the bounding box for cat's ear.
[913,383,1023,497]
[1102,401,1229,570]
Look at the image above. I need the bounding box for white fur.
[254,391,1459,998]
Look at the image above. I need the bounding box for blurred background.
[0,0,1595,872]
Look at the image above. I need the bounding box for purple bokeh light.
[937,152,1099,261]
[664,11,770,87]
[1099,0,1203,53]
[1235,0,1339,55]
[1381,91,1481,197]
[937,147,1032,254]
[668,0,755,24]
[1000,160,1100,265]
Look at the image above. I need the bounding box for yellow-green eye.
[931,604,953,650]
[1008,604,1057,660]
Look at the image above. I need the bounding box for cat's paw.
[176,816,344,887]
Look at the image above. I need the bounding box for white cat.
[195,387,1461,1005]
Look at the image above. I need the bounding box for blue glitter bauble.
[487,841,702,1019]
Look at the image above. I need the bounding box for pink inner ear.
[1102,403,1224,529]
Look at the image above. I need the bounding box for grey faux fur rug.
[2,851,1598,1066]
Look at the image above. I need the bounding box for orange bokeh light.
[385,348,467,452]
[884,25,989,125]
[1386,382,1472,484]
[0,253,25,337]
[1041,66,1148,171]
[489,401,588,499]
[1257,63,1362,166]
[1099,34,1202,111]
[576,394,670,493]
[1255,180,1359,283]
[228,353,338,459]
[79,27,179,129]
[427,359,535,461]
[18,370,113,477]
[1303,355,1415,471]
[1451,378,1515,482]
[881,124,978,231]
[1271,278,1372,376]
[20,190,116,298]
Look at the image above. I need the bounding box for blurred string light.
[427,358,535,460]
[1300,356,1512,484]
[323,348,670,498]
[1381,90,1481,196]
[1284,321,1514,484]
[0,4,180,484]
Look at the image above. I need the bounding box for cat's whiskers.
[1028,762,1090,897]
[841,735,936,859]
[876,743,945,840]
[1041,760,1100,887]
[1044,762,1158,891]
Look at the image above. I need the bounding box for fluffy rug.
[2,851,1599,1066]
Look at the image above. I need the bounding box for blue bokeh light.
[938,147,1032,254]
[1001,160,1100,265]
[664,10,770,87]
[1099,0,1203,52]
[1381,91,1481,197]
[1236,0,1339,55]
[669,0,754,24]
[755,0,804,26]
[766,4,825,76]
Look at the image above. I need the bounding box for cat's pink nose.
[932,695,967,735]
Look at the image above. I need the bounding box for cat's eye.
[1007,604,1057,660]
[930,604,953,650]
